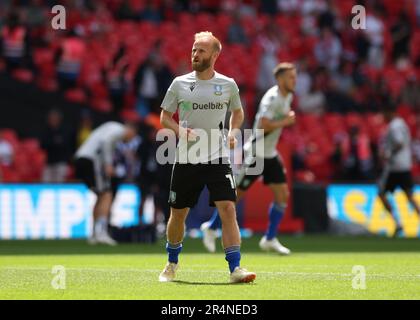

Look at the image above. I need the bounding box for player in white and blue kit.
[378,108,420,236]
[201,63,297,255]
[158,32,256,283]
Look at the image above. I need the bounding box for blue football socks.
[225,245,241,273]
[265,202,286,240]
[166,241,183,264]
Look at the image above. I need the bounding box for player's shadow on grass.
[173,280,253,286]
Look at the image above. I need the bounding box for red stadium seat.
[20,139,40,153]
[11,69,34,83]
[65,88,87,104]
[0,129,19,146]
[0,166,19,183]
[120,109,141,122]
[33,48,55,67]
[90,98,113,113]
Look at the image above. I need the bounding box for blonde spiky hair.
[273,62,296,78]
[194,31,222,52]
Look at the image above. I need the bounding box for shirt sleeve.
[257,91,276,119]
[228,80,243,111]
[161,78,179,113]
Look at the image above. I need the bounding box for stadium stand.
[0,0,419,183]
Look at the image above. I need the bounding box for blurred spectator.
[314,28,342,72]
[103,45,129,117]
[237,0,257,17]
[0,0,418,185]
[111,133,142,204]
[301,0,328,35]
[227,12,249,46]
[76,110,93,148]
[298,82,325,114]
[301,0,328,15]
[325,77,357,113]
[133,46,173,117]
[295,59,312,97]
[0,131,14,166]
[331,132,346,180]
[417,0,420,26]
[354,30,370,64]
[332,60,355,95]
[0,11,31,72]
[364,6,385,69]
[256,19,281,96]
[40,109,72,183]
[277,0,298,14]
[341,126,374,181]
[23,0,48,47]
[261,0,278,16]
[317,0,337,31]
[139,0,162,23]
[0,133,14,182]
[136,122,171,224]
[400,75,420,111]
[391,12,412,62]
[24,0,47,28]
[116,0,137,20]
[55,29,86,91]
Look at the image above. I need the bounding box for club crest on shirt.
[214,85,222,96]
[190,82,196,92]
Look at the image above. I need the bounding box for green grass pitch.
[1,235,420,300]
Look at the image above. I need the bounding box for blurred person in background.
[139,0,162,23]
[76,110,93,148]
[74,121,138,246]
[297,81,325,115]
[133,42,173,117]
[342,126,374,181]
[378,108,420,236]
[55,29,86,91]
[0,131,14,166]
[23,0,48,47]
[295,58,312,98]
[0,131,14,181]
[111,130,142,209]
[256,18,281,99]
[40,109,72,183]
[103,44,130,117]
[314,27,342,73]
[0,11,31,72]
[400,75,420,112]
[227,12,249,46]
[364,5,385,69]
[390,11,412,63]
[135,122,171,231]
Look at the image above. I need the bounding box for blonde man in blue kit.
[158,32,256,283]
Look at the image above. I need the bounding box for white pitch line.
[1,267,420,280]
